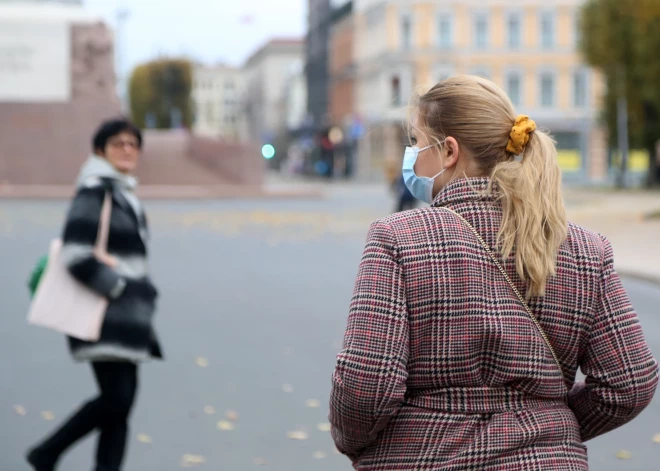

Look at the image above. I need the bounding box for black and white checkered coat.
[61,170,162,363]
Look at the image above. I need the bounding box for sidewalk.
[564,188,660,285]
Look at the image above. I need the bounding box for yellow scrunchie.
[506,115,537,155]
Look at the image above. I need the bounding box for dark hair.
[92,118,143,153]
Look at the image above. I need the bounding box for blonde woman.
[329,76,658,470]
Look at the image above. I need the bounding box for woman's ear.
[442,137,460,169]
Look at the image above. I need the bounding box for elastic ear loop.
[429,139,448,178]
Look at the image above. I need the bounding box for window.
[574,12,581,48]
[401,14,413,50]
[205,102,214,122]
[507,13,522,49]
[366,5,385,28]
[471,67,491,80]
[391,75,401,107]
[224,81,235,92]
[540,72,555,107]
[475,14,489,49]
[540,11,555,49]
[507,73,522,106]
[573,70,588,107]
[438,13,452,48]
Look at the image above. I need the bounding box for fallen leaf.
[653,434,660,444]
[226,410,239,421]
[137,433,152,444]
[305,399,321,408]
[615,450,632,460]
[217,420,235,431]
[286,430,309,441]
[313,451,327,459]
[180,454,206,468]
[41,411,55,421]
[281,384,294,393]
[253,457,267,466]
[195,357,209,368]
[14,405,26,416]
[317,423,331,432]
[204,406,216,415]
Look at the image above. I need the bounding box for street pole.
[616,66,629,188]
[115,9,130,114]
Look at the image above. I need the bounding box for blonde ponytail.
[490,130,567,298]
[412,75,568,298]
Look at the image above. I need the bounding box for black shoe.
[26,448,57,471]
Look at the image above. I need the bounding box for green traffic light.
[262,144,275,159]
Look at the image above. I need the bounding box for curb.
[0,185,324,200]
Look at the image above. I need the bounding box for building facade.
[192,64,242,141]
[241,38,304,146]
[306,0,333,127]
[352,0,608,183]
[329,1,356,126]
[282,59,308,133]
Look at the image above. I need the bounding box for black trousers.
[33,362,138,471]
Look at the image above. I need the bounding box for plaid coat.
[330,178,658,470]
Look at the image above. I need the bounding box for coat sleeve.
[329,220,409,459]
[60,183,126,299]
[568,235,658,442]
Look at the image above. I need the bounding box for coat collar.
[431,177,498,208]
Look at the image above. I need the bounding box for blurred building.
[191,63,242,141]
[351,0,608,183]
[306,0,333,127]
[329,1,355,126]
[282,59,308,133]
[241,38,304,147]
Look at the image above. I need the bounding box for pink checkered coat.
[330,178,658,470]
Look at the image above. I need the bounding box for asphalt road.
[1,189,658,470]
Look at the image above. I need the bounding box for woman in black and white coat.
[27,119,162,471]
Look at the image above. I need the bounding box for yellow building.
[352,0,609,183]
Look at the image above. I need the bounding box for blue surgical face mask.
[402,144,446,204]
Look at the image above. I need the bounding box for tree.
[128,58,194,130]
[580,0,660,186]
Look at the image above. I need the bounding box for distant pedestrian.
[27,118,162,471]
[394,173,416,213]
[329,75,658,470]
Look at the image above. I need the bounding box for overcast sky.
[84,0,307,74]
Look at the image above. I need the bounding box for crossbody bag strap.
[442,207,565,378]
[95,190,113,251]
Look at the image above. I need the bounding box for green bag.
[28,255,49,298]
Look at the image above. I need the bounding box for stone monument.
[0,1,264,193]
[0,0,121,185]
